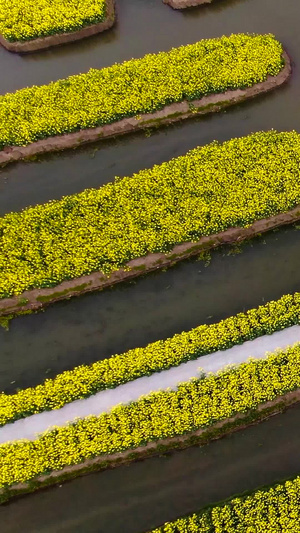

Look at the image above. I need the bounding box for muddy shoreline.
[0,199,299,319]
[164,0,213,9]
[0,0,115,53]
[1,389,299,503]
[0,51,291,165]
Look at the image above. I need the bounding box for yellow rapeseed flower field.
[0,0,107,42]
[0,130,299,299]
[1,344,300,488]
[150,476,300,532]
[0,290,299,426]
[0,34,283,143]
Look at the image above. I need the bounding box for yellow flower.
[1,342,300,488]
[0,0,107,42]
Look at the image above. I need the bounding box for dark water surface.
[2,403,300,533]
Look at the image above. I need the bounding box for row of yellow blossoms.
[0,34,283,145]
[0,0,107,42]
[1,130,300,299]
[1,344,300,488]
[1,290,300,427]
[148,476,300,532]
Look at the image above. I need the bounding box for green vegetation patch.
[0,0,107,42]
[0,34,283,146]
[36,283,90,303]
[1,290,300,426]
[1,344,300,488]
[149,476,300,532]
[1,130,299,299]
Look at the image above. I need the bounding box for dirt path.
[0,325,299,443]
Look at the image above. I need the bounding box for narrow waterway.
[2,402,300,533]
[1,225,300,394]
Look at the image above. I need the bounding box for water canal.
[1,0,300,528]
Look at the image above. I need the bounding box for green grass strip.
[1,289,300,427]
[0,130,299,300]
[1,344,300,488]
[0,34,282,145]
[148,475,300,532]
[0,0,107,42]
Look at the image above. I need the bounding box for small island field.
[0,34,290,163]
[0,0,115,52]
[0,130,300,318]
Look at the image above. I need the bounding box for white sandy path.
[1,324,300,444]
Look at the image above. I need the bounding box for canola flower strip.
[149,476,300,532]
[1,344,300,488]
[1,130,300,303]
[0,34,283,147]
[1,290,300,427]
[0,0,115,53]
[0,0,107,43]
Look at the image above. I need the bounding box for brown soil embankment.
[164,0,213,9]
[0,198,299,319]
[0,51,291,165]
[0,0,115,53]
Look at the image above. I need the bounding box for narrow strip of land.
[1,325,299,444]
